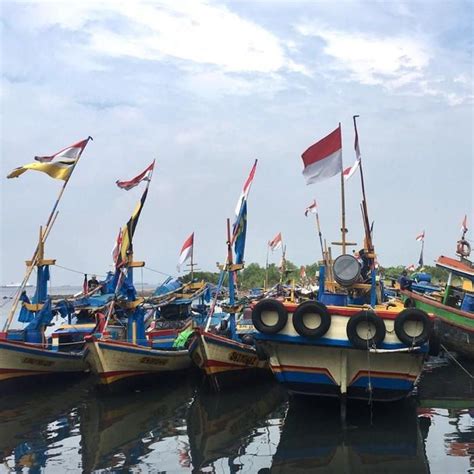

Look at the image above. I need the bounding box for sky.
[1,0,473,286]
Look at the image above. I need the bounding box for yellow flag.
[7,160,75,181]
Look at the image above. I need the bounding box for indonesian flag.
[269,232,282,251]
[116,160,155,190]
[343,159,360,181]
[34,138,91,163]
[415,230,425,242]
[304,200,317,217]
[406,264,416,271]
[234,159,258,217]
[461,215,468,233]
[301,126,342,185]
[178,233,194,271]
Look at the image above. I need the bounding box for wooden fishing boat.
[188,170,271,390]
[254,119,432,409]
[402,252,474,359]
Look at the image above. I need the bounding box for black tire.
[346,311,386,349]
[252,299,288,334]
[292,301,331,338]
[404,298,415,309]
[394,308,431,346]
[240,334,255,346]
[219,319,229,332]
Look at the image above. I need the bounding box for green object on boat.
[173,328,193,348]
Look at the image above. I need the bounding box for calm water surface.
[0,360,472,473]
[0,288,473,473]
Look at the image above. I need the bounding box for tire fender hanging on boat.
[292,301,331,338]
[251,299,288,334]
[346,310,386,349]
[394,308,432,346]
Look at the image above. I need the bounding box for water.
[0,359,472,473]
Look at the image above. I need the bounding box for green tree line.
[181,261,449,290]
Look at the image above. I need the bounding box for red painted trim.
[204,359,247,369]
[147,329,179,337]
[273,364,337,384]
[196,328,249,349]
[99,370,148,378]
[0,368,51,374]
[349,369,417,384]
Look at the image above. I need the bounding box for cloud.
[25,0,300,75]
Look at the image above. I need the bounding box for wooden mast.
[3,137,92,332]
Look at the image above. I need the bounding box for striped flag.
[301,126,342,185]
[343,159,360,181]
[234,159,258,217]
[415,230,425,242]
[304,200,317,216]
[269,232,282,251]
[34,138,90,162]
[116,160,155,190]
[178,233,194,271]
[7,137,91,181]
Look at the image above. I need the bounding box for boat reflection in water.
[187,382,287,472]
[0,378,89,472]
[271,398,430,474]
[80,377,194,472]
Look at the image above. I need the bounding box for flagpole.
[265,244,269,291]
[3,136,92,332]
[353,115,374,265]
[315,210,325,263]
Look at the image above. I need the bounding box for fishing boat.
[84,169,194,388]
[401,227,474,359]
[188,161,271,391]
[253,119,432,411]
[0,138,93,388]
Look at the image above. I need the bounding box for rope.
[441,344,474,379]
[143,266,176,278]
[54,264,106,278]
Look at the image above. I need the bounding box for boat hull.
[0,339,86,387]
[255,305,428,402]
[85,338,192,387]
[189,330,270,391]
[403,290,474,359]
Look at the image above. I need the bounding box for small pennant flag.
[116,160,155,190]
[406,264,416,272]
[304,200,317,217]
[34,138,90,163]
[7,137,91,181]
[461,215,468,233]
[269,232,282,251]
[234,160,258,217]
[301,126,342,185]
[415,230,425,242]
[112,228,123,266]
[343,159,360,181]
[178,233,194,271]
[300,266,306,279]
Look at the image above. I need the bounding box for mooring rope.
[441,344,474,379]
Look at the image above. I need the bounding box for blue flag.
[233,201,247,265]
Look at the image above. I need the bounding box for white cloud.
[26,0,300,75]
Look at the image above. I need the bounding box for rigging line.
[143,266,176,278]
[53,264,106,278]
[440,344,474,379]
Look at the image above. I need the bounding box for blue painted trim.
[255,332,428,353]
[275,371,335,386]
[351,376,414,390]
[0,341,83,360]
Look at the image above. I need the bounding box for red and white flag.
[35,138,90,163]
[461,215,468,233]
[268,232,282,251]
[112,228,123,267]
[301,126,342,185]
[406,264,416,271]
[304,200,317,217]
[343,159,360,181]
[234,159,258,216]
[178,233,194,271]
[116,160,155,190]
[300,265,306,279]
[415,230,425,242]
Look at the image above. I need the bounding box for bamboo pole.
[3,137,92,331]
